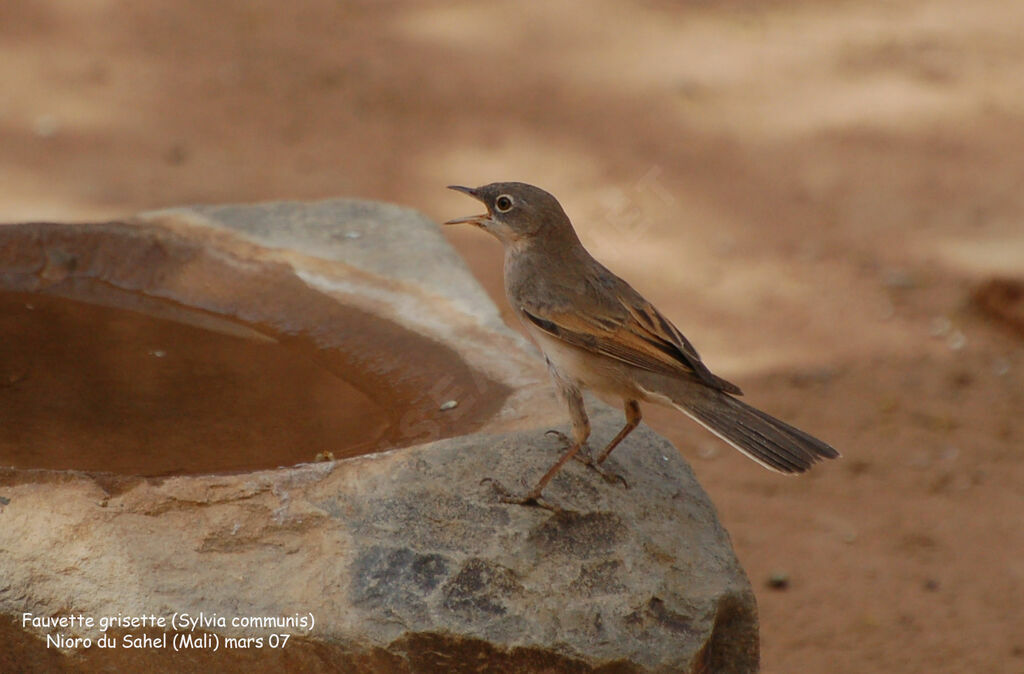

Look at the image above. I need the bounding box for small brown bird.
[447,182,839,507]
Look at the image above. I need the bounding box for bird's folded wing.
[521,293,742,395]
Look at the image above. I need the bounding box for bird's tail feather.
[668,387,840,474]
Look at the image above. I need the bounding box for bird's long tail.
[640,374,840,473]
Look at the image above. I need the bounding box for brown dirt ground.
[2,1,1023,671]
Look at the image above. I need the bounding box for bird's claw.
[545,430,594,465]
[544,429,570,443]
[585,460,630,489]
[544,430,629,489]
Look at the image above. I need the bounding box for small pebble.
[148,349,167,358]
[946,330,967,351]
[923,579,940,592]
[439,400,458,411]
[767,572,790,590]
[343,231,362,240]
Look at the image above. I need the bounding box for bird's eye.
[495,195,514,213]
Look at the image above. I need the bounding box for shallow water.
[0,289,419,475]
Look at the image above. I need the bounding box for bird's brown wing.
[521,281,742,395]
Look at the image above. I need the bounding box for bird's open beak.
[445,185,488,226]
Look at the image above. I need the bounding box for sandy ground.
[2,1,1023,671]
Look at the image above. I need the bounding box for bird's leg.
[546,429,628,489]
[595,400,642,464]
[545,388,629,489]
[543,429,591,464]
[482,430,583,512]
[524,384,590,498]
[484,381,589,509]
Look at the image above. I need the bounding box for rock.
[971,277,1024,339]
[0,200,758,673]
[766,572,791,591]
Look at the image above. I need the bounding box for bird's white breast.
[525,322,638,398]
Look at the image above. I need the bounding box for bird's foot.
[544,430,628,489]
[480,477,561,512]
[544,430,587,460]
[585,461,630,489]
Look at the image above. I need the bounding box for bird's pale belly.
[529,328,641,399]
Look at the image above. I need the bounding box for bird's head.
[445,182,575,247]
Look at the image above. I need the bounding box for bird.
[446,182,839,508]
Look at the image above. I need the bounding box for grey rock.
[145,199,510,334]
[0,199,758,673]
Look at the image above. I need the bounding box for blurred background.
[2,1,1022,671]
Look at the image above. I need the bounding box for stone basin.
[0,215,516,476]
[0,200,758,673]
